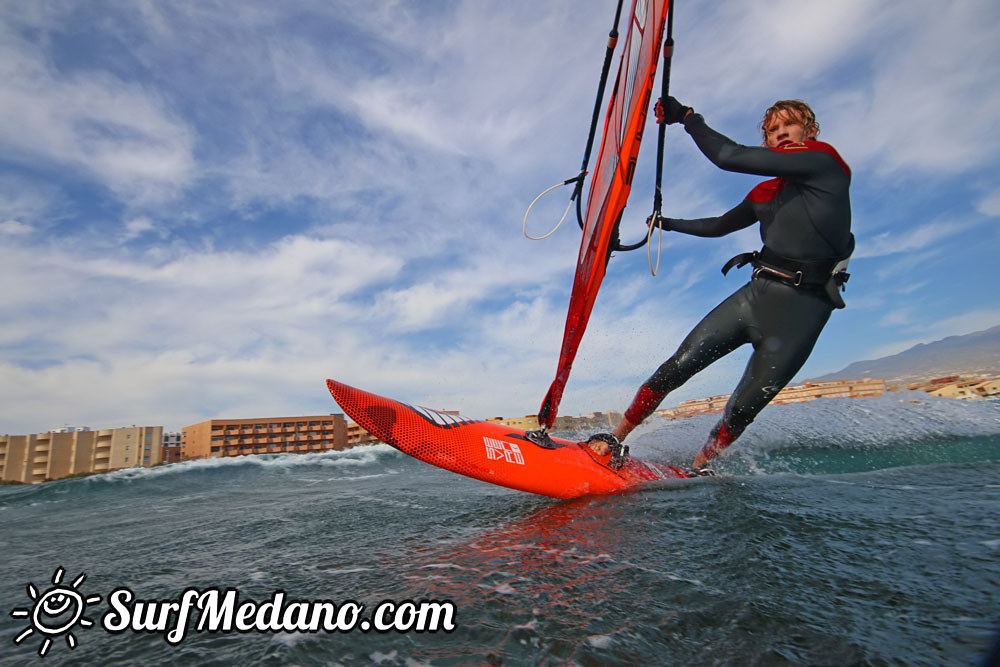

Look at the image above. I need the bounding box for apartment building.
[927,378,1000,400]
[346,421,380,447]
[657,394,729,419]
[553,411,624,432]
[181,415,349,459]
[770,378,886,405]
[657,378,887,419]
[485,411,625,433]
[487,415,541,430]
[0,426,163,484]
[162,431,183,464]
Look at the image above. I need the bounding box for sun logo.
[10,567,101,657]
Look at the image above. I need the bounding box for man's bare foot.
[588,439,611,455]
[582,416,636,455]
[585,433,619,456]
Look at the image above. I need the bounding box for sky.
[1,0,998,434]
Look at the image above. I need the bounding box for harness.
[721,234,854,308]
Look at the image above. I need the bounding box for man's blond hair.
[760,100,819,144]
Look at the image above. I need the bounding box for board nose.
[327,379,395,444]
[327,378,472,467]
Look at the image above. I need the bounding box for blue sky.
[1,1,998,434]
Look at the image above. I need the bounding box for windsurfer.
[588,97,853,468]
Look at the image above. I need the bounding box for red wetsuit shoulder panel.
[747,177,784,203]
[775,141,851,178]
[746,141,850,203]
[803,141,850,177]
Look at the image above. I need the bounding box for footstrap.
[587,433,629,470]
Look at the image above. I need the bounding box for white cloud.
[122,217,157,242]
[978,191,1000,217]
[925,309,1000,342]
[686,1,878,101]
[0,219,31,235]
[836,3,1000,175]
[0,31,195,202]
[0,174,67,229]
[0,234,403,351]
[877,309,913,328]
[855,220,977,260]
[670,2,1000,182]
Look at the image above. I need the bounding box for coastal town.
[1,374,998,485]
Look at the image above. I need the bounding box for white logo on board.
[483,437,525,465]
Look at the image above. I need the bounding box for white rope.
[647,214,663,276]
[523,180,577,241]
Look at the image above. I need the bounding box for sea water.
[1,391,998,665]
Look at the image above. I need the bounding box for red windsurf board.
[327,379,692,500]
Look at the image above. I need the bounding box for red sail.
[539,0,669,428]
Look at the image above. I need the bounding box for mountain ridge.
[810,324,1000,385]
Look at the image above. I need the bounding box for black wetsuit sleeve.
[682,113,834,178]
[663,199,757,238]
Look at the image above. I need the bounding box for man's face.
[763,110,815,149]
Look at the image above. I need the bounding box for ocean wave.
[104,442,403,481]
[0,443,404,507]
[585,392,1000,476]
[623,392,1000,449]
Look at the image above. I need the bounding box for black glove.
[654,96,692,125]
[646,213,674,230]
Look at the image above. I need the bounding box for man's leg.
[602,287,754,449]
[693,287,832,466]
[693,420,736,468]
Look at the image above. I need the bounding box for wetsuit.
[623,112,853,459]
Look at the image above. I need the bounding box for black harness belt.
[721,235,854,308]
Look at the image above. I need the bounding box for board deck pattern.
[327,379,691,499]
